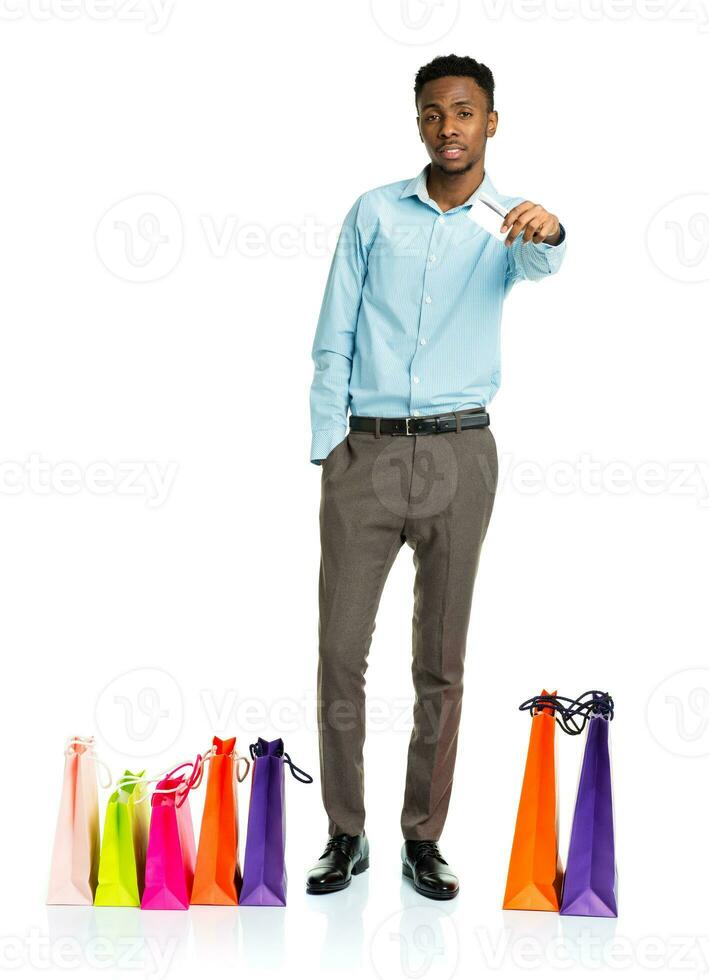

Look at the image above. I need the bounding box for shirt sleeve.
[505,220,567,289]
[309,195,370,465]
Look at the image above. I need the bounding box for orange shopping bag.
[191,736,250,905]
[503,690,564,911]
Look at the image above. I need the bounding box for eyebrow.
[420,99,475,111]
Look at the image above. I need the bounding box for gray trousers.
[316,408,498,841]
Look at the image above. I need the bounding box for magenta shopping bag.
[141,760,201,911]
[560,694,617,917]
[240,738,312,907]
[47,736,110,905]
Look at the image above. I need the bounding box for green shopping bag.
[94,771,150,906]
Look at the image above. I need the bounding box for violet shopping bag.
[94,771,150,907]
[560,692,618,918]
[239,738,313,906]
[47,736,110,905]
[141,758,201,911]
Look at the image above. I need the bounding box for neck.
[425,160,485,212]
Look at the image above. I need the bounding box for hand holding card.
[468,192,509,242]
[469,194,562,247]
[499,200,562,247]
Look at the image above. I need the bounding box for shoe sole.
[306,856,370,895]
[402,862,459,901]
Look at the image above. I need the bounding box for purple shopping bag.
[239,738,312,907]
[560,701,617,918]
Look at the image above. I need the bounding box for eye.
[460,111,472,118]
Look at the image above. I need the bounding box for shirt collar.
[400,163,497,213]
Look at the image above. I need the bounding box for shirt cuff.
[542,222,566,247]
[311,426,348,466]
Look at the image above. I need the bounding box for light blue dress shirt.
[309,163,566,464]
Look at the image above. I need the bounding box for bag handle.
[282,752,313,783]
[248,740,313,783]
[234,753,251,783]
[197,741,251,783]
[173,747,251,802]
[518,690,614,735]
[115,771,151,794]
[131,754,203,806]
[64,736,113,789]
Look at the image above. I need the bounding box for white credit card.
[468,191,509,241]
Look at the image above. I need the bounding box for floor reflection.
[190,906,240,965]
[238,906,287,968]
[559,911,618,965]
[501,908,560,946]
[305,869,369,969]
[500,907,619,969]
[366,881,459,978]
[45,905,191,975]
[45,906,96,946]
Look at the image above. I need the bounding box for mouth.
[437,145,465,160]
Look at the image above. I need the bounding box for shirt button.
[424,295,432,304]
[413,375,420,384]
[420,338,427,346]
[429,254,437,263]
[437,216,445,224]
[412,410,421,417]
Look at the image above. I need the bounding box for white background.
[2,1,709,978]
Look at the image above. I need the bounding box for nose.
[438,115,460,139]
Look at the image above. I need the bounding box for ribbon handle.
[235,754,250,783]
[64,737,113,789]
[518,690,614,735]
[132,754,204,806]
[248,739,313,783]
[283,752,313,784]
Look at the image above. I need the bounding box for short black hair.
[414,54,495,114]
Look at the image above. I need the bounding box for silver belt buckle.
[405,416,415,436]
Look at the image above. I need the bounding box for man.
[306,54,566,900]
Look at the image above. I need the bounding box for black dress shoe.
[401,840,459,900]
[306,833,369,894]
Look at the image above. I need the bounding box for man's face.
[416,75,497,174]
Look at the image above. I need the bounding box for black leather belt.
[349,409,490,436]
